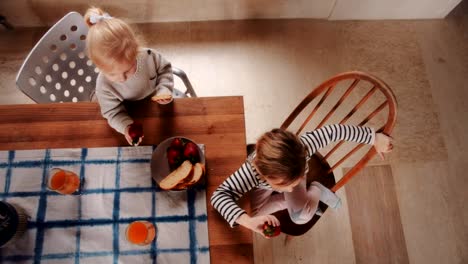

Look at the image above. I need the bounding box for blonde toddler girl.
[85,7,174,145]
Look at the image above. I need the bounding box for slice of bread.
[159,160,193,190]
[187,163,204,185]
[173,162,205,189]
[151,94,172,101]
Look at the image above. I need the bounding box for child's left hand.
[151,94,173,105]
[373,133,394,160]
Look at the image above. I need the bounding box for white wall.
[0,0,335,27]
[0,0,463,27]
[329,0,462,20]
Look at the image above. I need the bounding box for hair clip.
[89,13,113,25]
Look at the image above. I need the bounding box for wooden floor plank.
[345,165,409,264]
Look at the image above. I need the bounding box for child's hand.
[373,133,394,160]
[151,94,173,105]
[237,214,280,238]
[124,125,144,146]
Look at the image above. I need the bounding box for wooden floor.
[0,1,467,263]
[346,165,409,264]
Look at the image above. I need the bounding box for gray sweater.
[95,48,174,134]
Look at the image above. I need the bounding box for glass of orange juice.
[126,221,156,246]
[47,168,81,195]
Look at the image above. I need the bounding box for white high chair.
[16,12,196,103]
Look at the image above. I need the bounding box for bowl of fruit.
[151,137,205,191]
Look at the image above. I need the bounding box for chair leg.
[0,16,14,30]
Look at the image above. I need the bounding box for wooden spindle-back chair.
[272,71,397,236]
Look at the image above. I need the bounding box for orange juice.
[126,221,156,245]
[48,168,80,195]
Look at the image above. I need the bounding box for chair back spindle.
[281,71,397,192]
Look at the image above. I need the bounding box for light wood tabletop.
[0,96,253,264]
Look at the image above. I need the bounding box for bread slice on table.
[159,160,193,190]
[187,163,205,185]
[173,162,205,189]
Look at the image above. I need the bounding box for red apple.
[169,138,184,150]
[183,142,200,164]
[128,123,143,146]
[167,146,183,170]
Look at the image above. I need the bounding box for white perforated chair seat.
[16,12,98,103]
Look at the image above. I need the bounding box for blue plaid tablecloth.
[0,146,210,264]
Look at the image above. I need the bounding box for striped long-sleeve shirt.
[210,124,375,227]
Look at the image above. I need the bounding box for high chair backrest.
[281,71,397,192]
[16,12,196,103]
[16,12,97,103]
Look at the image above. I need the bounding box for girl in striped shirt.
[211,124,393,237]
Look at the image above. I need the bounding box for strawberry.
[183,142,200,164]
[128,123,143,146]
[262,223,281,238]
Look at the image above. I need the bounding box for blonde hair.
[84,7,139,69]
[253,129,306,186]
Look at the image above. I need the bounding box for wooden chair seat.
[272,154,335,236]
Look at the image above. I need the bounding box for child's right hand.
[151,94,173,105]
[374,132,394,160]
[237,214,280,238]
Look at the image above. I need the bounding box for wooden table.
[0,96,253,264]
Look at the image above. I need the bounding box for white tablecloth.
[0,146,210,264]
